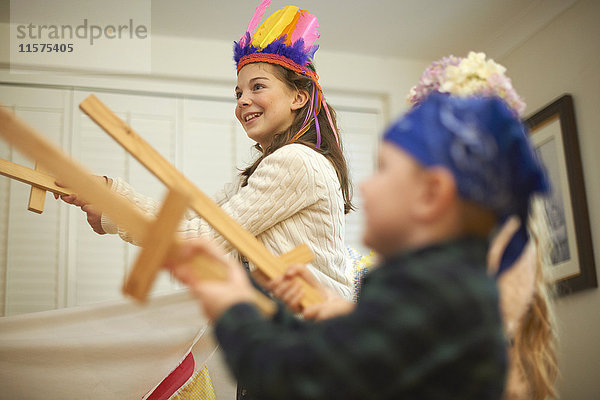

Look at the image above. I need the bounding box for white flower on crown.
[407,52,526,116]
[441,52,505,94]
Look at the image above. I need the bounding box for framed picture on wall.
[525,94,597,296]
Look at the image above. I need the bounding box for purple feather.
[234,33,319,68]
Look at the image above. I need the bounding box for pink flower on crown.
[407,55,461,106]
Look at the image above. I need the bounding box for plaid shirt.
[216,236,506,400]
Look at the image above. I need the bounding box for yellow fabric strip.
[169,365,216,400]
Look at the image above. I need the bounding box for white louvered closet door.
[335,104,383,256]
[182,98,256,196]
[0,83,382,316]
[0,86,71,316]
[71,91,180,305]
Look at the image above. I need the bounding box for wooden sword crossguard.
[0,95,324,311]
[0,158,75,212]
[0,109,71,214]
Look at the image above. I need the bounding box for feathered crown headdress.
[234,0,338,148]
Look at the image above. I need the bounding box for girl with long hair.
[58,2,355,300]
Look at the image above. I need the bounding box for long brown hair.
[511,209,558,400]
[240,62,354,214]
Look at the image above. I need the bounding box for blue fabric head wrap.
[384,92,550,275]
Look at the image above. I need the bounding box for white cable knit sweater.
[101,144,352,299]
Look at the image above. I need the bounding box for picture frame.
[525,94,597,296]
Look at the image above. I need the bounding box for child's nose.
[237,94,251,107]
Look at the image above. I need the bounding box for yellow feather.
[251,6,299,49]
[280,12,301,45]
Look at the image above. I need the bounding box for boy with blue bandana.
[166,92,549,399]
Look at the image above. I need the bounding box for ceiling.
[150,0,579,60]
[0,0,578,61]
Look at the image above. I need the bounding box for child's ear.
[291,89,309,111]
[413,167,457,221]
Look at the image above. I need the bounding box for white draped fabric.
[0,290,234,399]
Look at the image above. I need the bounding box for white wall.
[0,22,428,121]
[141,34,428,119]
[500,0,600,398]
[0,21,429,313]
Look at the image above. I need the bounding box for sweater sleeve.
[101,145,321,253]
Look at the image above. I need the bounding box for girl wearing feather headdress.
[55,3,355,398]
[57,0,354,303]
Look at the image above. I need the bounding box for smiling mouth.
[244,112,262,122]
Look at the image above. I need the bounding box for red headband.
[237,53,322,91]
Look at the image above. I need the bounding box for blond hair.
[501,202,559,399]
